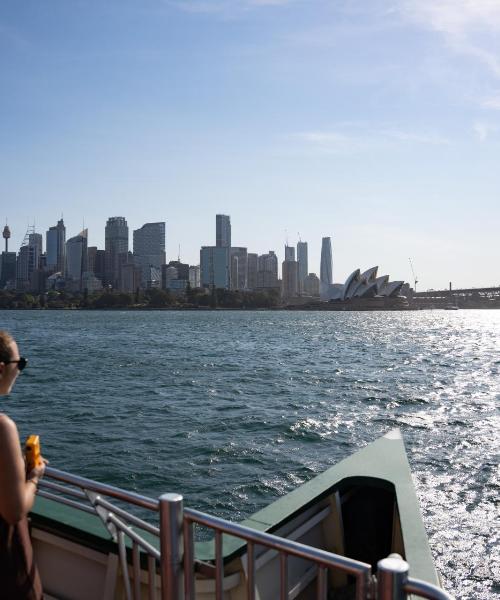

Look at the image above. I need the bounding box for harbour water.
[1,310,498,599]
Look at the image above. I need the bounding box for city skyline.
[1,1,499,289]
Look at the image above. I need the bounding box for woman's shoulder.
[0,413,17,433]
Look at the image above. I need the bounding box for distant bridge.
[414,286,500,299]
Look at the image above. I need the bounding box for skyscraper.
[46,219,66,274]
[133,222,166,287]
[320,236,333,294]
[216,215,231,248]
[284,245,295,262]
[247,253,258,290]
[105,217,129,289]
[16,229,42,290]
[66,229,88,290]
[230,247,248,290]
[256,251,278,289]
[200,246,230,289]
[297,241,308,294]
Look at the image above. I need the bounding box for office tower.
[284,245,295,262]
[119,252,142,292]
[87,246,97,274]
[168,260,189,281]
[230,247,248,290]
[16,228,42,290]
[320,237,333,296]
[282,259,298,299]
[200,246,230,289]
[189,265,201,289]
[161,265,178,290]
[247,253,258,290]
[66,230,88,290]
[93,250,105,282]
[256,251,279,289]
[105,217,129,289]
[297,241,308,294]
[133,222,166,287]
[216,215,231,248]
[46,219,66,273]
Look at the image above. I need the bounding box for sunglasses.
[4,357,28,372]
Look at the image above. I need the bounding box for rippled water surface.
[1,310,499,599]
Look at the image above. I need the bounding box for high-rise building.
[189,265,201,289]
[133,222,166,287]
[216,214,231,248]
[282,260,299,299]
[167,260,189,281]
[320,237,333,298]
[105,217,129,289]
[247,253,258,290]
[256,251,279,289]
[16,229,42,290]
[120,252,142,293]
[200,246,230,289]
[46,219,66,274]
[230,247,248,290]
[297,241,308,294]
[66,229,88,290]
[284,245,295,262]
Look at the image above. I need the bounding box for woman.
[0,330,44,599]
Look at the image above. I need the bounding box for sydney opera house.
[320,266,408,309]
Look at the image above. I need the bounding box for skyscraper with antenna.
[320,237,333,298]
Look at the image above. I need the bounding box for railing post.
[377,554,409,600]
[159,493,184,600]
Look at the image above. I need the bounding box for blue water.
[1,310,499,599]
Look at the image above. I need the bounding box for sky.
[1,0,499,290]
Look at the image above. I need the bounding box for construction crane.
[408,258,418,292]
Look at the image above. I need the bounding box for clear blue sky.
[1,0,499,289]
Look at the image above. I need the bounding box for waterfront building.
[297,241,308,294]
[323,266,405,302]
[105,217,129,289]
[161,265,178,290]
[0,252,16,289]
[320,237,333,300]
[256,251,279,289]
[216,214,231,248]
[284,245,295,262]
[304,273,320,297]
[247,253,258,290]
[119,252,141,293]
[94,250,106,283]
[16,230,43,290]
[230,247,248,290]
[167,260,189,282]
[133,222,166,287]
[82,272,103,293]
[46,219,66,274]
[65,230,88,291]
[189,265,201,289]
[200,246,230,289]
[282,259,299,299]
[87,246,97,275]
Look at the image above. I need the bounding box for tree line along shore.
[0,288,281,310]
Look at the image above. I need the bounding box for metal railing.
[39,466,162,600]
[36,468,454,600]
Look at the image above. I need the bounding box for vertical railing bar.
[132,542,141,600]
[247,541,255,600]
[215,530,224,600]
[183,518,196,600]
[280,552,288,600]
[159,493,183,600]
[316,565,327,600]
[118,530,133,600]
[147,555,157,600]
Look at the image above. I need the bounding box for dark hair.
[0,331,14,363]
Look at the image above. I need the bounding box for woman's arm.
[0,415,45,525]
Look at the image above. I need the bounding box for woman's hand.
[27,461,46,485]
